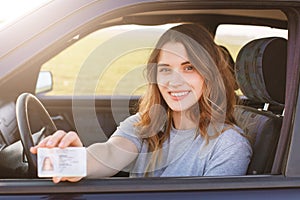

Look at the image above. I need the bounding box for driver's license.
[37,147,86,177]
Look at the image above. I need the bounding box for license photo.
[37,147,87,178]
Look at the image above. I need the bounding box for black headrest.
[235,37,287,105]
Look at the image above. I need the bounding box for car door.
[1,0,300,199]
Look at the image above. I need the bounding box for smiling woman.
[30,23,252,181]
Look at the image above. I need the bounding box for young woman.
[31,24,252,183]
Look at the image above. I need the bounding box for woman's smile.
[169,90,191,100]
[156,42,204,112]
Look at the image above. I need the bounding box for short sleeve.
[204,129,253,176]
[111,113,143,152]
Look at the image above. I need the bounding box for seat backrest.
[234,37,287,175]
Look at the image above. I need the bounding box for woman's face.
[43,157,53,171]
[156,42,205,112]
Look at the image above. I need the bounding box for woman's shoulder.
[203,125,252,161]
[215,125,250,148]
[112,113,143,151]
[119,113,141,125]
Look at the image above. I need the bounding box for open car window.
[38,23,288,97]
[215,24,288,60]
[214,24,288,97]
[38,24,176,96]
[34,21,288,177]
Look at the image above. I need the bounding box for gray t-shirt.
[112,113,252,177]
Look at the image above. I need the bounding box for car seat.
[234,37,287,175]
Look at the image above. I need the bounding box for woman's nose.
[168,71,185,87]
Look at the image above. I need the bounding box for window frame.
[1,0,300,196]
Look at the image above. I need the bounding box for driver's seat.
[234,37,287,175]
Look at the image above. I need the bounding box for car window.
[214,24,288,97]
[38,24,176,96]
[215,24,288,61]
[38,24,287,96]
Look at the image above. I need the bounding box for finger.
[52,176,62,184]
[30,146,38,154]
[45,130,67,147]
[37,135,52,146]
[30,135,52,154]
[52,176,68,183]
[31,130,81,155]
[58,131,83,148]
[52,176,82,183]
[66,177,83,182]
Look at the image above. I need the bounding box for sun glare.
[0,0,50,24]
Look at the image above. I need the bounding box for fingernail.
[47,141,53,146]
[53,177,61,183]
[58,142,65,148]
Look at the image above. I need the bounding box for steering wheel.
[16,93,57,176]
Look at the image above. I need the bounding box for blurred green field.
[41,28,156,96]
[41,26,248,96]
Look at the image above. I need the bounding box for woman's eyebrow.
[157,61,190,67]
[157,63,170,67]
[181,61,191,65]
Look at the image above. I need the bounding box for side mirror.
[35,71,53,94]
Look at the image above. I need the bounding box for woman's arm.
[30,130,138,183]
[86,136,138,178]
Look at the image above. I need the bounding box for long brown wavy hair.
[135,24,237,176]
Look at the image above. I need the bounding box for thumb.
[52,177,62,184]
[30,147,37,154]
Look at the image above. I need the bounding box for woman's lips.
[169,91,190,100]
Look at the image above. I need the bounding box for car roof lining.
[73,8,288,55]
[128,9,287,20]
[122,14,286,29]
[96,9,287,31]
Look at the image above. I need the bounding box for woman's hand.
[30,130,83,150]
[30,130,84,183]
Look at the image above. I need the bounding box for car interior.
[234,37,286,175]
[0,6,289,179]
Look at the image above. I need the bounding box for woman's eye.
[184,65,195,71]
[158,67,171,73]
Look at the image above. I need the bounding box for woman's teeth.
[170,91,189,97]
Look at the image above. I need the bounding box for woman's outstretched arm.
[30,130,138,183]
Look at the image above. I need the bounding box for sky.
[0,0,49,24]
